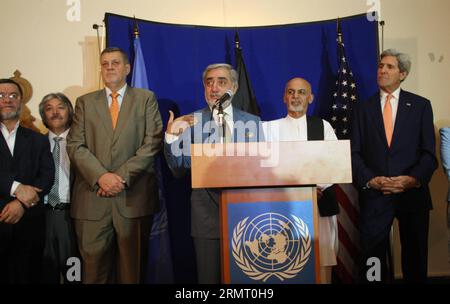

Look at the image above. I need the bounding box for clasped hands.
[97,173,126,197]
[0,184,42,224]
[368,176,419,195]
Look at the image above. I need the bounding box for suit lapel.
[94,90,114,139]
[200,107,214,143]
[232,107,242,142]
[0,128,13,159]
[13,126,28,162]
[390,90,411,149]
[112,87,134,144]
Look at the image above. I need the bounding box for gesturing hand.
[166,110,196,136]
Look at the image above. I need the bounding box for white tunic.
[262,115,338,266]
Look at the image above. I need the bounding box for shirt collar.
[211,104,233,116]
[380,86,401,101]
[105,83,127,98]
[0,120,20,135]
[49,128,70,140]
[286,114,307,124]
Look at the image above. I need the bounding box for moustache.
[50,115,63,120]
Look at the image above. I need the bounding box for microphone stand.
[217,102,225,143]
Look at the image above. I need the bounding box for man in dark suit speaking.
[164,63,263,283]
[351,49,437,283]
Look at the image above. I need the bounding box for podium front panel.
[220,187,321,284]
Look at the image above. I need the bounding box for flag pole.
[337,17,342,44]
[133,16,139,39]
[235,30,240,50]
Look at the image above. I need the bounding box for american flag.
[330,21,361,283]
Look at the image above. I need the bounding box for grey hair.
[101,47,130,65]
[202,63,238,88]
[39,92,74,129]
[380,49,411,79]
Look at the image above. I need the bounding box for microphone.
[92,24,103,29]
[214,90,232,126]
[214,90,233,108]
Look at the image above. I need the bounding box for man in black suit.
[351,49,437,283]
[0,78,54,283]
[39,92,78,283]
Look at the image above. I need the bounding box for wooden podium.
[191,141,352,284]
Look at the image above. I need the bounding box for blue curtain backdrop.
[105,13,379,283]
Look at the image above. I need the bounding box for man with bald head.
[263,77,339,283]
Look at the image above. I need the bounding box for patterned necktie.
[110,92,119,129]
[48,137,63,207]
[218,113,232,143]
[383,94,393,147]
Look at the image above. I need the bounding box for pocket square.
[406,103,411,106]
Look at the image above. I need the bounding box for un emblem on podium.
[231,212,311,282]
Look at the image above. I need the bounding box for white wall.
[1,0,449,278]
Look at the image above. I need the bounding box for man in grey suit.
[67,47,163,283]
[164,63,263,283]
[39,92,78,283]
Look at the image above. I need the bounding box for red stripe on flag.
[335,185,359,226]
[334,257,354,283]
[337,221,359,260]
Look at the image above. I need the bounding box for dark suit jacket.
[164,107,263,238]
[351,90,437,215]
[0,126,55,216]
[67,87,163,220]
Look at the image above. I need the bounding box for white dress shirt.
[262,114,337,142]
[380,87,401,127]
[105,83,127,110]
[44,129,71,204]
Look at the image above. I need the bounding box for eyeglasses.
[0,93,20,101]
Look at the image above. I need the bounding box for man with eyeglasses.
[0,78,54,283]
[164,63,264,283]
